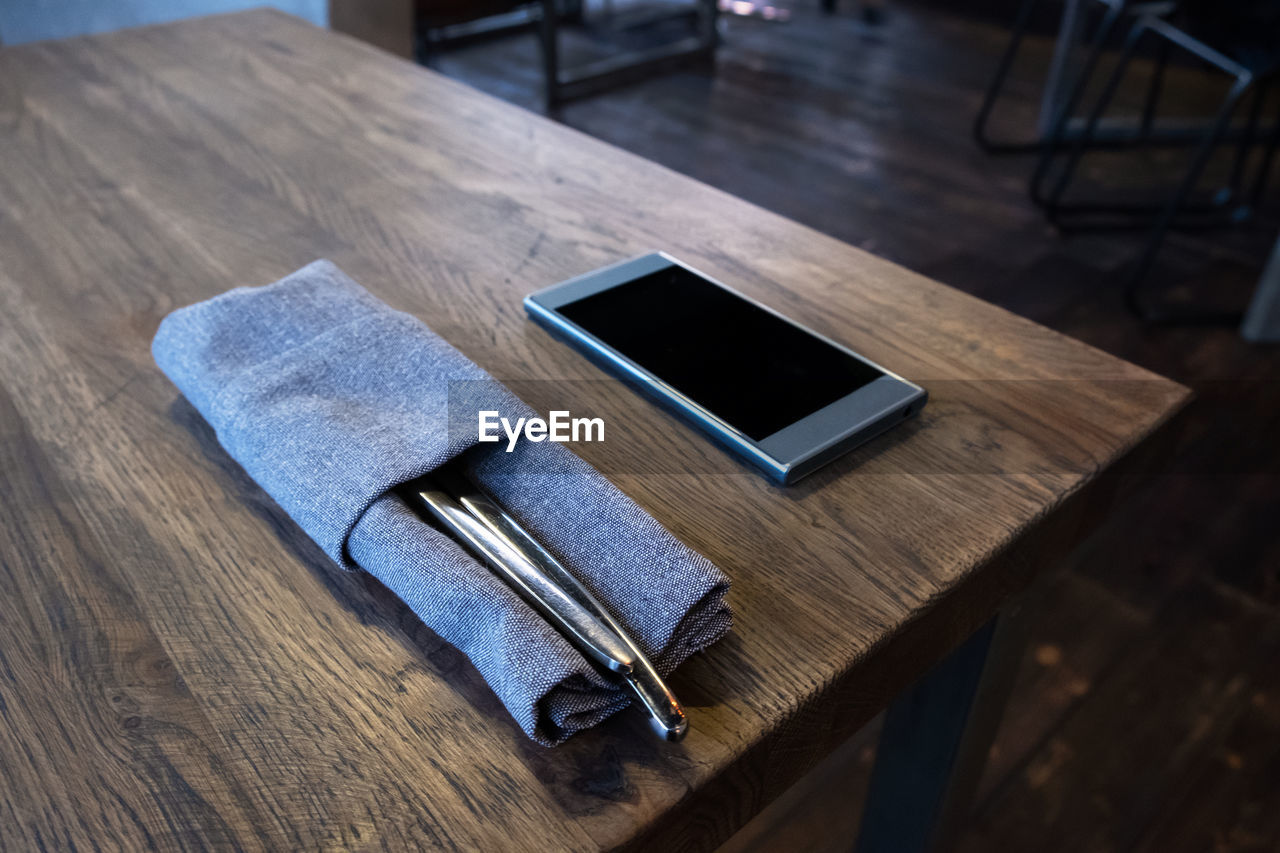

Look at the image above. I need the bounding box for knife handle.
[409,479,635,675]
[445,471,688,742]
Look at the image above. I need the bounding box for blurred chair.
[418,0,535,28]
[1030,0,1280,321]
[415,0,555,62]
[821,0,886,24]
[415,0,718,111]
[973,0,1177,153]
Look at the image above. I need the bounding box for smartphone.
[523,252,926,484]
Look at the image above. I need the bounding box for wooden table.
[0,11,1188,852]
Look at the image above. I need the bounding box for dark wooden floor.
[429,2,1280,850]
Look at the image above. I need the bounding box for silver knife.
[410,477,635,675]
[439,469,688,742]
[407,470,688,741]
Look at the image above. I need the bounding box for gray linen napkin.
[152,260,732,745]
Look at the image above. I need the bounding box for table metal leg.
[854,608,1025,853]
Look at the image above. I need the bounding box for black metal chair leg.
[1125,76,1253,322]
[973,0,1043,153]
[1030,2,1131,212]
[1037,22,1145,223]
[699,0,720,51]
[538,0,561,113]
[1139,36,1169,140]
[413,10,433,67]
[1250,94,1280,208]
[1226,82,1266,204]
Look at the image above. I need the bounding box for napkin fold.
[153,260,731,745]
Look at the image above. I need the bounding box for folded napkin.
[152,260,732,745]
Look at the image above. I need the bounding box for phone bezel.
[523,252,926,483]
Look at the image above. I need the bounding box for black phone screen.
[556,264,885,441]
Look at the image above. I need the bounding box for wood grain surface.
[0,10,1189,851]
